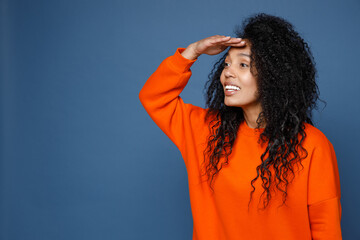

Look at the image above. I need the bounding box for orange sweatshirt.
[139,48,342,240]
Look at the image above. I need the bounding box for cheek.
[242,76,258,89]
[219,72,225,84]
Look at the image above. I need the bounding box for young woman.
[139,13,342,240]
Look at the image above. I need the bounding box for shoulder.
[303,122,332,143]
[302,122,335,154]
[185,104,216,128]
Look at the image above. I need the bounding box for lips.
[224,82,241,96]
[225,85,241,91]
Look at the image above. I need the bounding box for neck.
[242,103,265,129]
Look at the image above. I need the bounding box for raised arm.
[138,36,246,155]
[138,47,199,153]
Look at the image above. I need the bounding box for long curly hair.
[201,13,325,211]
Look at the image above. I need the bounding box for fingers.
[215,37,246,48]
[209,36,231,44]
[223,41,246,47]
[223,37,246,47]
[209,36,245,45]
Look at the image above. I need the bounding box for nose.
[223,66,235,78]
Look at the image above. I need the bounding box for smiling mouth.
[224,85,240,96]
[225,85,241,91]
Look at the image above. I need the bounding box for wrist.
[181,44,200,60]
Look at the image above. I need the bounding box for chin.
[224,96,260,109]
[224,101,242,108]
[224,97,238,105]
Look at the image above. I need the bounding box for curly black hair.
[201,13,325,211]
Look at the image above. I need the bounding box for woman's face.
[220,40,260,109]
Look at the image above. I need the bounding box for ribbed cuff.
[167,48,197,73]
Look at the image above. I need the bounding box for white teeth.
[225,85,240,91]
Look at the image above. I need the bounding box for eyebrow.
[237,53,250,58]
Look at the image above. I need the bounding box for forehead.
[227,46,251,58]
[227,38,252,58]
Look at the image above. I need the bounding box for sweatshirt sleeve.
[307,137,342,239]
[138,48,208,158]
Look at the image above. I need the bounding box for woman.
[139,13,342,240]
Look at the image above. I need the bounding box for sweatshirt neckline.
[238,120,265,137]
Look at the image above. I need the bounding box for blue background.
[1,0,359,239]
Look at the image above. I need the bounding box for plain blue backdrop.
[1,0,359,239]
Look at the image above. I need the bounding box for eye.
[240,63,248,68]
[224,62,230,67]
